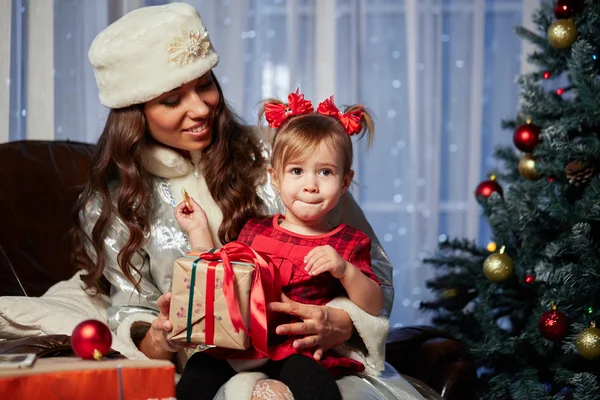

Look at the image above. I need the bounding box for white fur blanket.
[0,272,147,360]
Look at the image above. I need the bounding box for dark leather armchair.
[0,140,475,399]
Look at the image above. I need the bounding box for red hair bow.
[265,89,314,128]
[317,96,363,136]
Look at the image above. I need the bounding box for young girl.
[175,90,384,400]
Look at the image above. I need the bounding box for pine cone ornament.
[565,161,595,186]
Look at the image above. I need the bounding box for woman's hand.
[139,292,195,360]
[268,294,353,360]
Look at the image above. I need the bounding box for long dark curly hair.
[72,74,267,293]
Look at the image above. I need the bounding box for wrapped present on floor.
[0,357,175,400]
[168,242,281,354]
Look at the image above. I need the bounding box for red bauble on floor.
[71,319,113,360]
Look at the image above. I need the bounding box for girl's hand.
[267,294,353,360]
[304,245,348,279]
[174,197,209,233]
[139,292,196,360]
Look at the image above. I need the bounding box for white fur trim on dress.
[114,312,155,360]
[327,297,390,376]
[142,144,195,178]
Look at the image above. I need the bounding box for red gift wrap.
[0,358,175,400]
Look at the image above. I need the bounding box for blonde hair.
[259,99,374,177]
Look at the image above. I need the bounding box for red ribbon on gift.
[204,261,218,346]
[191,242,281,356]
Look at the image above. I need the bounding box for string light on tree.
[440,288,459,299]
[475,175,503,199]
[483,246,513,282]
[553,0,584,19]
[525,274,535,284]
[487,241,497,252]
[543,71,551,79]
[556,88,565,96]
[538,302,569,341]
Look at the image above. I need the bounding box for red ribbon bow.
[193,242,281,357]
[250,235,313,285]
[317,96,363,136]
[265,89,314,128]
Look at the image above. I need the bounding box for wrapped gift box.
[168,252,254,350]
[0,357,174,400]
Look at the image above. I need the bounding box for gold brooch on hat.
[168,30,211,66]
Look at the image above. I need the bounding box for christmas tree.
[421,1,600,399]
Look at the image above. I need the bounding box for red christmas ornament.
[554,0,584,19]
[525,275,535,284]
[71,320,112,360]
[475,176,503,199]
[513,123,541,152]
[538,303,569,341]
[543,71,551,79]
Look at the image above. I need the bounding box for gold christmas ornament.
[519,153,541,180]
[547,19,578,49]
[576,321,600,360]
[483,246,513,282]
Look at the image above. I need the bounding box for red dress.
[235,214,379,378]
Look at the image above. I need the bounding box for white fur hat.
[88,2,219,109]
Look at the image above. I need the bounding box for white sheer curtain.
[331,0,524,325]
[7,0,529,326]
[0,1,11,142]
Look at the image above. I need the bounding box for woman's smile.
[183,121,209,137]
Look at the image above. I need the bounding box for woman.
[74,3,423,399]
